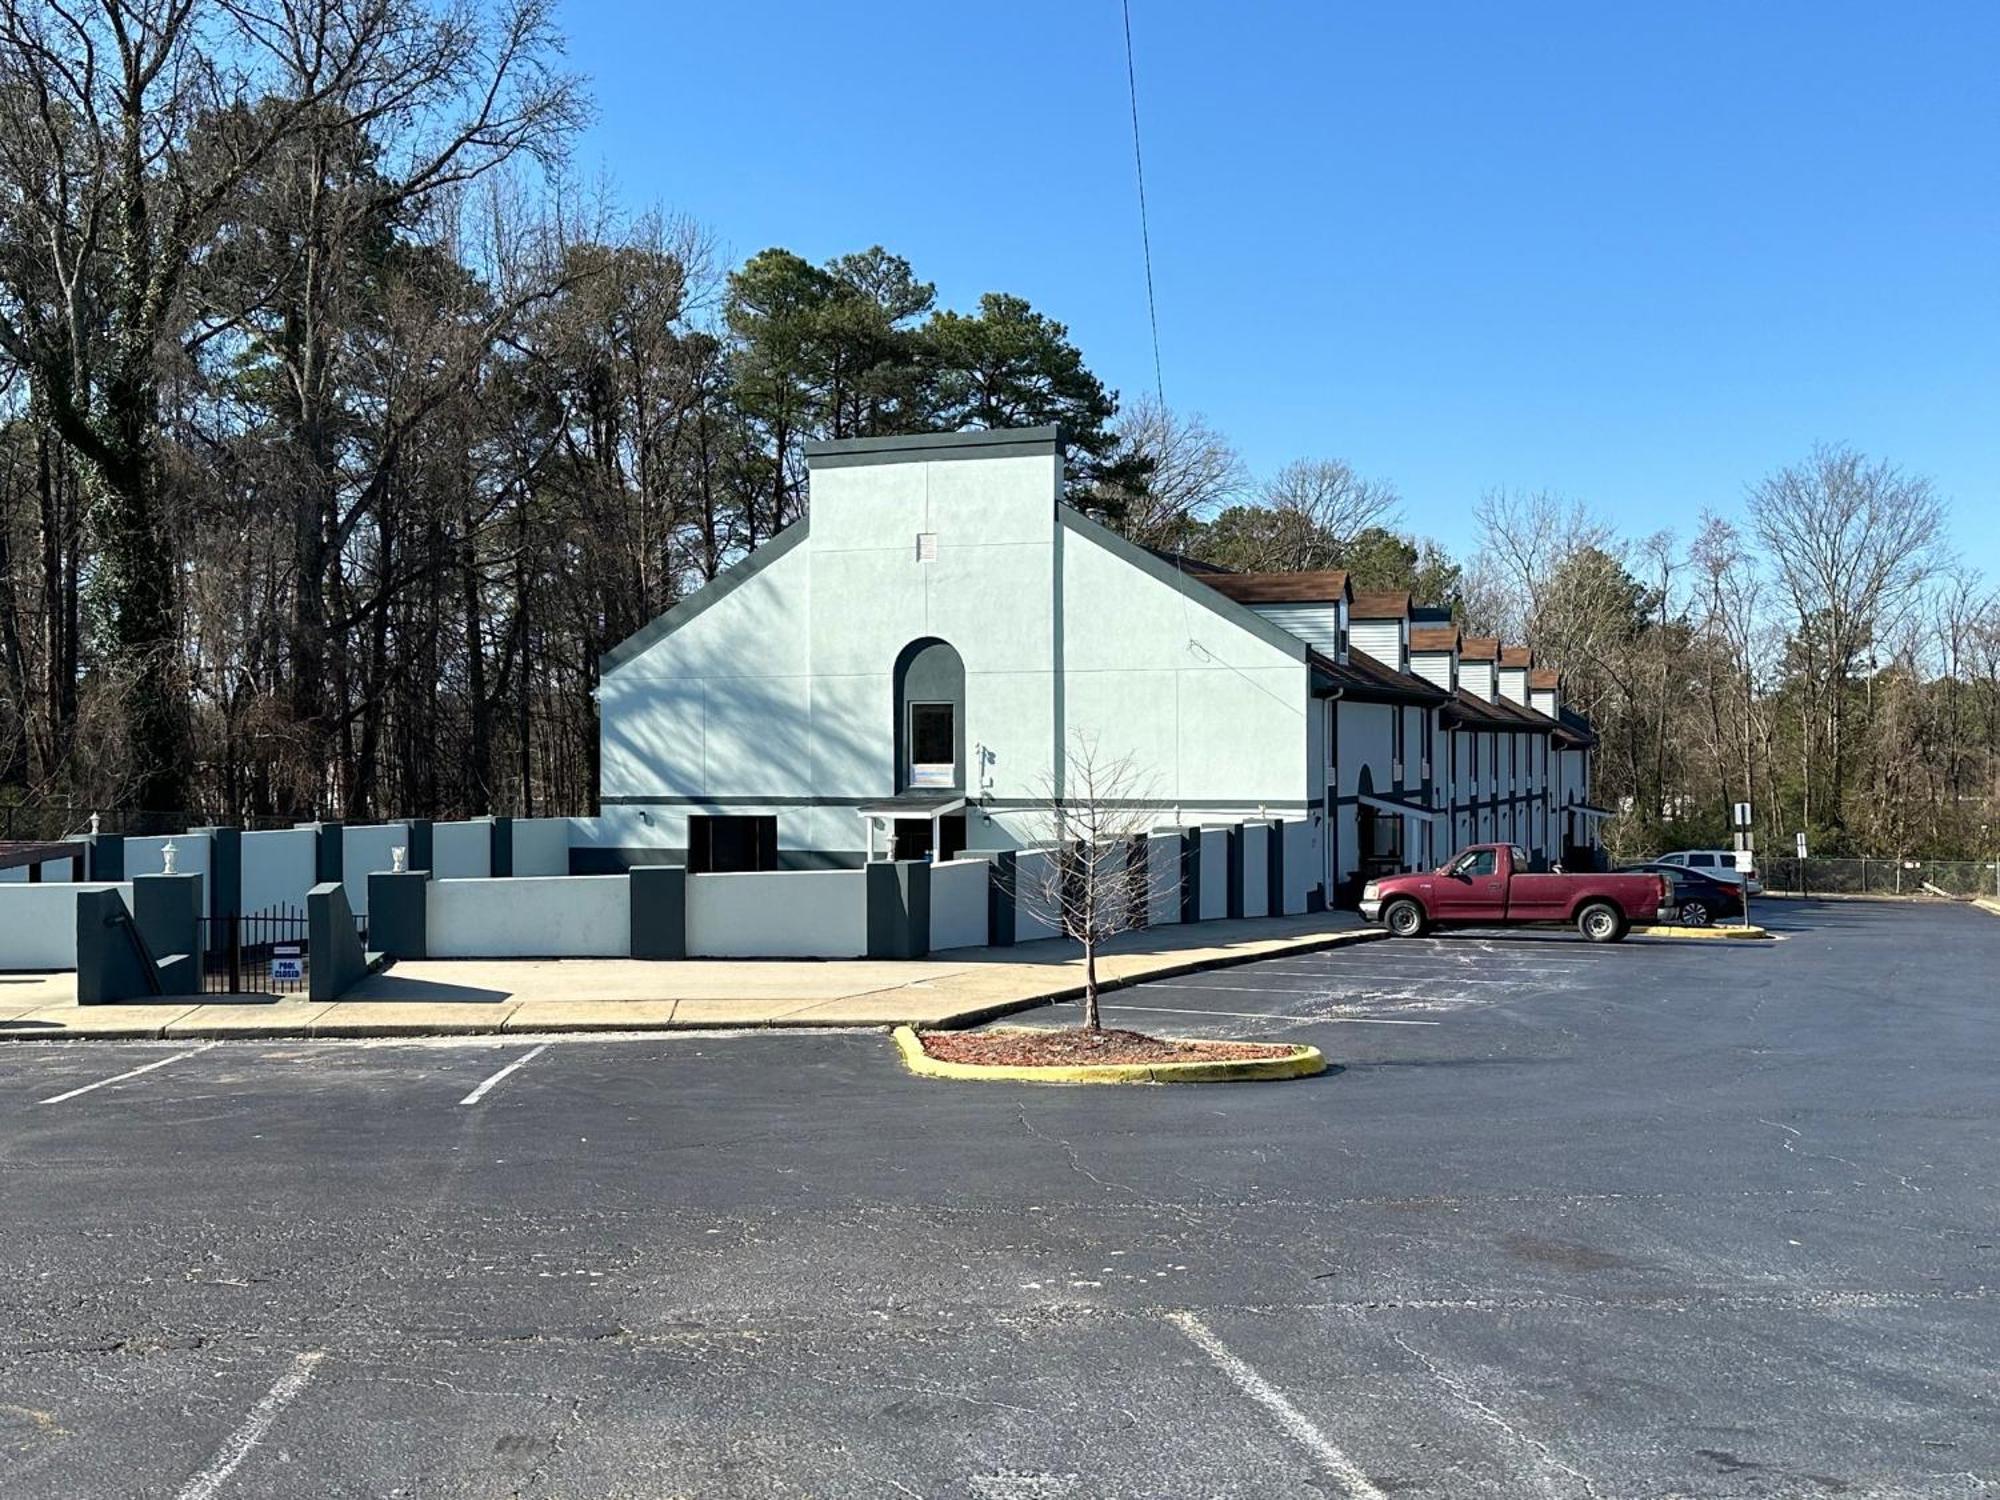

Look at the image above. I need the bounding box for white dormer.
[1203,571,1352,659]
[1347,592,1412,672]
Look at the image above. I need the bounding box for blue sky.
[560,2,1998,571]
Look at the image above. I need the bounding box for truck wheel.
[1384,899,1426,938]
[1578,902,1626,943]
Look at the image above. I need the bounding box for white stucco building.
[586,426,1603,906]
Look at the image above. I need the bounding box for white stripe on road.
[459,1044,549,1105]
[1167,1310,1388,1499]
[1114,1003,1439,1026]
[39,1042,219,1105]
[176,1350,324,1500]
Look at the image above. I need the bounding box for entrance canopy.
[857,791,967,862]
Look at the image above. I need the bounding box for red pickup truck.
[1359,843,1676,943]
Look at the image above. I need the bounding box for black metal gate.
[200,908,311,995]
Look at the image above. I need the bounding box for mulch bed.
[918,1027,1298,1067]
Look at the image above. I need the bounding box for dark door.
[890,815,966,862]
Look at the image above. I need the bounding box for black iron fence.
[198,908,369,995]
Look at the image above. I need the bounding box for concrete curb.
[1630,924,1772,940]
[0,926,1392,1042]
[892,1025,1327,1086]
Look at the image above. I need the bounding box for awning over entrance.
[854,791,966,819]
[1569,803,1616,821]
[857,791,967,862]
[1356,793,1442,823]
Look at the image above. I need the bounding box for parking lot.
[1,899,1995,1497]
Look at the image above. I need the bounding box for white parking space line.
[38,1043,219,1105]
[176,1350,324,1500]
[459,1043,550,1105]
[1167,1311,1388,1500]
[1112,1004,1440,1027]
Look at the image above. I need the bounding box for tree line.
[1,0,1994,862]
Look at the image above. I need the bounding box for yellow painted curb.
[1629,924,1771,940]
[892,1025,1326,1085]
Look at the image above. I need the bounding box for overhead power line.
[1122,0,1165,407]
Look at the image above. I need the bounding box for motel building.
[586,426,1604,909]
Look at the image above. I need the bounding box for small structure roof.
[1409,625,1462,653]
[1459,635,1500,661]
[1201,570,1351,604]
[1348,589,1412,619]
[1499,645,1534,668]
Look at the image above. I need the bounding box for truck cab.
[1359,843,1676,943]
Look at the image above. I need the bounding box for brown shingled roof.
[1459,635,1500,661]
[1314,647,1450,705]
[1499,645,1533,668]
[1348,589,1411,619]
[1409,625,1461,652]
[1200,570,1350,604]
[1529,667,1560,690]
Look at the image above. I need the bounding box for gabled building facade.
[588,426,1602,905]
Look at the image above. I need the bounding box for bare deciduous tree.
[1019,733,1161,1030]
[1750,443,1946,830]
[1257,458,1398,569]
[1099,394,1246,550]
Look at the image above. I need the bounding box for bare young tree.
[1020,732,1161,1030]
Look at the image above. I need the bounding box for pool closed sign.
[272,946,304,983]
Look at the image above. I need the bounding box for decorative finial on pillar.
[89,811,101,836]
[391,845,407,874]
[161,840,178,876]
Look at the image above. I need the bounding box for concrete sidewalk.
[0,913,1386,1040]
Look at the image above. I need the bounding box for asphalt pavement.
[0,900,1994,1497]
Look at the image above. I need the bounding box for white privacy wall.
[1010,850,1062,942]
[123,834,210,916]
[0,883,133,969]
[242,828,317,915]
[427,876,630,959]
[512,818,572,876]
[431,821,491,880]
[342,824,408,917]
[687,870,867,958]
[928,859,989,951]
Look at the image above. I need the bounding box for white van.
[1657,849,1763,895]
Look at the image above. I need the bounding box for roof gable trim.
[598,518,812,677]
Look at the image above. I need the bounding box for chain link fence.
[1761,856,2000,900]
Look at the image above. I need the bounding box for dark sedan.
[1618,862,1746,927]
